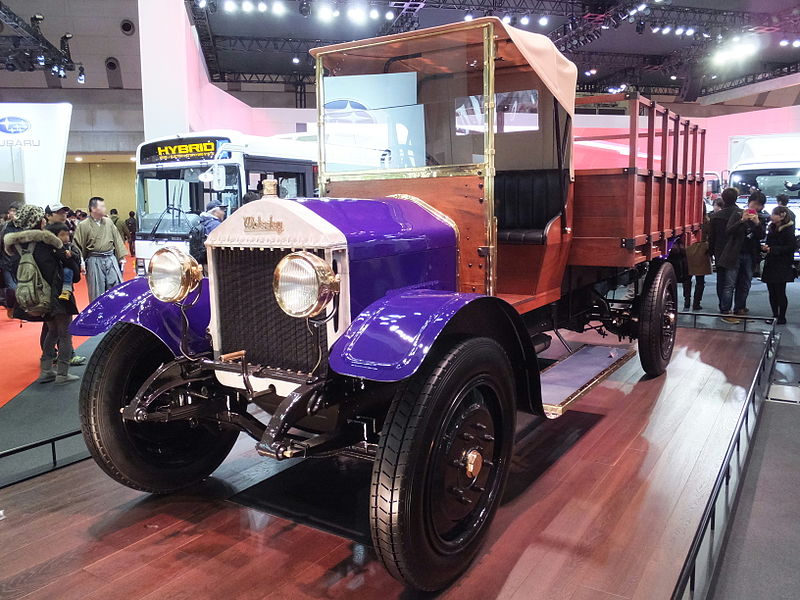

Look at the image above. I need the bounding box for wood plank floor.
[0,328,764,600]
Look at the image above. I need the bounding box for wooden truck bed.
[569,94,705,267]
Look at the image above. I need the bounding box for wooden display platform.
[0,328,765,600]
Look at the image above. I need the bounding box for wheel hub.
[465,449,483,479]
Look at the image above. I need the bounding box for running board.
[541,345,636,419]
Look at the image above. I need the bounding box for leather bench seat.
[496,169,564,245]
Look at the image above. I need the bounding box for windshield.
[136,165,240,236]
[318,26,487,173]
[731,168,800,201]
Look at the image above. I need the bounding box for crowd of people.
[0,197,136,384]
[701,187,796,324]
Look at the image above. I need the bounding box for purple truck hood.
[292,197,455,261]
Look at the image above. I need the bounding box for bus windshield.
[136,165,240,236]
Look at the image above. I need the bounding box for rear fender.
[329,291,543,415]
[69,277,210,356]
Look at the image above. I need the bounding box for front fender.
[329,291,479,382]
[69,277,210,356]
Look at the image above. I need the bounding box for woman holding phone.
[761,206,796,324]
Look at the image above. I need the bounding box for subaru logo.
[0,117,31,134]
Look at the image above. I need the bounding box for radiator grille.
[213,247,328,374]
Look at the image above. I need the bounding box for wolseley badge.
[243,215,284,233]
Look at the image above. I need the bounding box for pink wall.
[139,0,313,140]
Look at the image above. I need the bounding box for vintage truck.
[73,17,705,591]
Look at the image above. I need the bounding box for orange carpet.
[0,260,136,409]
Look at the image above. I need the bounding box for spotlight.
[292,56,300,64]
[661,24,671,34]
[637,3,646,10]
[77,66,85,84]
[675,26,684,35]
[538,16,548,26]
[732,35,741,42]
[369,8,379,19]
[794,40,800,48]
[464,13,473,21]
[635,20,645,34]
[385,10,394,20]
[242,0,254,11]
[711,74,717,79]
[257,1,267,10]
[58,66,65,78]
[670,75,677,80]
[5,58,16,72]
[602,16,617,29]
[196,0,207,7]
[50,64,59,75]
[36,54,45,66]
[318,4,334,20]
[590,68,597,74]
[347,7,366,24]
[520,15,530,26]
[685,27,695,36]
[780,39,789,46]
[272,1,285,15]
[74,156,83,161]
[299,0,311,17]
[223,0,237,12]
[585,70,591,76]
[502,14,511,24]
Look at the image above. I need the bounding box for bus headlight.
[273,251,339,318]
[147,247,203,303]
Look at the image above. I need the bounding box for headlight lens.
[147,247,203,303]
[274,251,339,318]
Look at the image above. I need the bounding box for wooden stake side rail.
[570,93,706,267]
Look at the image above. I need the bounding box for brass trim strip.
[325,164,485,183]
[483,22,497,296]
[316,54,327,196]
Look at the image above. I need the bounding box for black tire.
[79,323,238,494]
[370,337,516,591]
[637,261,678,376]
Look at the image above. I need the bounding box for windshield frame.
[314,21,495,191]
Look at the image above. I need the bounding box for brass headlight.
[273,251,339,318]
[147,247,203,303]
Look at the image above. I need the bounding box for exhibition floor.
[0,327,767,599]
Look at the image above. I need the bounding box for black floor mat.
[228,455,374,546]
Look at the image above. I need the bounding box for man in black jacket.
[715,191,766,320]
[707,187,742,317]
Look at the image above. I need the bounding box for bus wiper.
[149,184,187,236]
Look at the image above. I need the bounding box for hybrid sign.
[139,136,230,164]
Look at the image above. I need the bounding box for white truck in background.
[727,133,800,211]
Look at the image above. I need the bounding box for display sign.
[139,136,230,164]
[0,102,72,208]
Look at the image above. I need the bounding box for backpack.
[14,242,51,316]
[188,222,207,265]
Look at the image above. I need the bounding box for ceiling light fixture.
[347,7,366,24]
[779,39,789,46]
[464,13,473,21]
[292,56,300,64]
[369,8,379,19]
[502,14,511,24]
[520,15,530,26]
[242,0,254,12]
[793,39,800,48]
[385,10,394,20]
[223,0,237,12]
[74,156,83,161]
[197,0,208,8]
[661,24,671,34]
[684,27,695,36]
[272,1,286,15]
[318,4,333,21]
[675,26,684,35]
[538,16,548,27]
[257,1,267,11]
